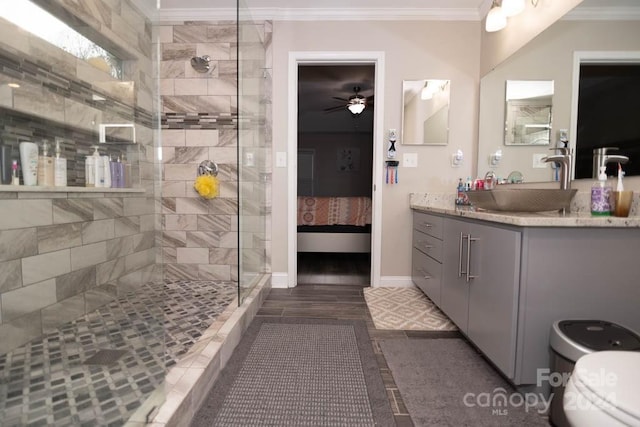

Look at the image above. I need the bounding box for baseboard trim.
[377,276,414,287]
[271,272,289,288]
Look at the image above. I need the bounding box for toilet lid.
[572,351,640,422]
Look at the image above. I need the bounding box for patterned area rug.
[191,317,394,427]
[364,287,457,331]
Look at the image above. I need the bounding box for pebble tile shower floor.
[0,280,237,427]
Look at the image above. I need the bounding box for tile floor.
[0,280,236,427]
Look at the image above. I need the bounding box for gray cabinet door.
[466,221,521,379]
[441,218,470,331]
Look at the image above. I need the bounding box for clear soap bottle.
[37,139,54,186]
[591,166,612,216]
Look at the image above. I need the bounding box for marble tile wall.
[158,20,272,281]
[0,0,160,356]
[0,191,158,355]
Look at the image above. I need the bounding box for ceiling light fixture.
[347,99,366,115]
[485,0,507,32]
[502,0,525,17]
[486,0,538,33]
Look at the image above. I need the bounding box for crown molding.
[564,6,640,20]
[155,7,482,22]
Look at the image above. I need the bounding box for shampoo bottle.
[19,141,38,186]
[85,146,100,187]
[53,138,67,187]
[591,166,612,216]
[101,155,111,188]
[37,139,54,186]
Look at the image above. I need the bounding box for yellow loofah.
[194,175,219,199]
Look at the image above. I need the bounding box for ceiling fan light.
[502,0,525,17]
[485,4,507,32]
[347,102,365,115]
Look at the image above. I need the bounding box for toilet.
[563,350,640,426]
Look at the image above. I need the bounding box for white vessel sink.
[466,188,578,212]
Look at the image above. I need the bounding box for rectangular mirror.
[402,79,450,145]
[504,80,554,145]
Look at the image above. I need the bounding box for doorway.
[287,52,385,288]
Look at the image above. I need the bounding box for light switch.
[276,152,287,168]
[403,153,418,168]
[533,153,548,169]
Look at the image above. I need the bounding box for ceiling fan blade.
[323,105,346,113]
[332,96,349,102]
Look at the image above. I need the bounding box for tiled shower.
[0,0,271,425]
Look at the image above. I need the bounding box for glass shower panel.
[0,1,166,425]
[237,0,268,304]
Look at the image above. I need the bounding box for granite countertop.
[410,193,640,228]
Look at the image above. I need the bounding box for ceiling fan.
[323,86,374,115]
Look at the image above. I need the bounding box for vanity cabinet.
[441,218,521,378]
[411,211,444,304]
[412,207,640,388]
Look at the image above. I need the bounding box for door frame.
[287,51,385,287]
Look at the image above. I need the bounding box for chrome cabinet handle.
[458,232,464,278]
[417,267,432,280]
[466,235,479,282]
[422,222,433,228]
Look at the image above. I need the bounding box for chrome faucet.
[543,147,572,191]
[592,147,628,178]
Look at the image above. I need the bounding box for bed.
[297,196,372,253]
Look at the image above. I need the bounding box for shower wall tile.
[125,248,155,272]
[70,241,107,271]
[96,257,127,286]
[22,250,71,285]
[85,284,117,312]
[82,219,116,245]
[186,129,219,147]
[133,231,155,252]
[196,43,231,60]
[0,311,42,355]
[160,20,271,281]
[198,265,231,281]
[186,231,219,247]
[163,129,187,146]
[2,279,57,322]
[165,214,199,231]
[115,216,141,237]
[123,197,155,216]
[0,228,38,261]
[56,267,95,300]
[175,79,209,96]
[53,199,94,224]
[176,247,209,264]
[94,198,125,219]
[176,198,209,215]
[107,236,135,260]
[0,200,53,230]
[38,223,82,253]
[197,215,232,231]
[0,260,22,293]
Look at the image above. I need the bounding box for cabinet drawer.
[412,248,442,305]
[413,229,443,262]
[413,211,444,238]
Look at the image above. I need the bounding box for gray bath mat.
[380,339,550,426]
[191,317,394,426]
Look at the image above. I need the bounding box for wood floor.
[259,254,461,426]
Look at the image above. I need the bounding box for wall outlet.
[532,153,548,169]
[403,152,418,168]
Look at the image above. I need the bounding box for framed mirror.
[401,79,450,145]
[504,80,554,146]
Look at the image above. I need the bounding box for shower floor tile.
[0,280,236,427]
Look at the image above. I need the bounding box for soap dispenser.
[591,166,612,216]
